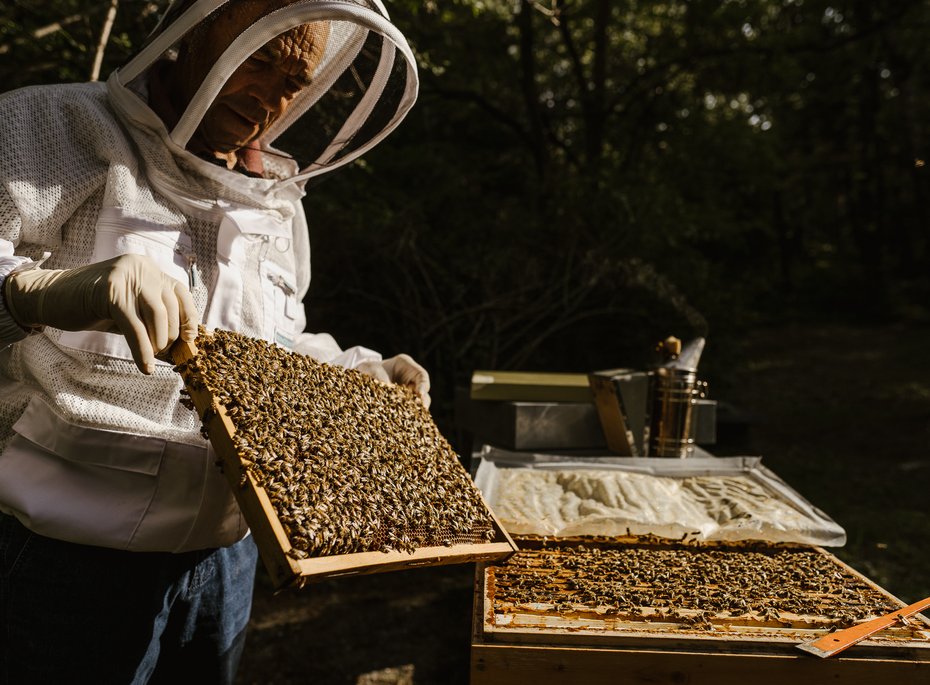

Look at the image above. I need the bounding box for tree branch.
[0,14,83,55]
[421,77,534,149]
[91,0,120,82]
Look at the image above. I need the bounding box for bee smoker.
[647,337,708,458]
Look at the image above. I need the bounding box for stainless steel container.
[648,367,707,458]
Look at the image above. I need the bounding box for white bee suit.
[0,0,418,552]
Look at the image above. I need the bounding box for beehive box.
[472,536,930,683]
[172,331,516,588]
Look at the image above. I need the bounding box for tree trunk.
[517,0,549,197]
[587,0,610,176]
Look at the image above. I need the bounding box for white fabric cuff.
[329,345,382,369]
[0,255,38,348]
[293,331,382,369]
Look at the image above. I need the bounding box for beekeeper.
[0,0,423,681]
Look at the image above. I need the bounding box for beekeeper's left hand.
[357,354,431,409]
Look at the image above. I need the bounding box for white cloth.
[0,241,34,346]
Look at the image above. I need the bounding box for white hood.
[108,0,418,191]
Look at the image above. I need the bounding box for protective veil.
[0,0,418,552]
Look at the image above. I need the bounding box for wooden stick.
[797,594,930,658]
[90,0,119,82]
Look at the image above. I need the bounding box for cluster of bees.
[491,539,900,631]
[176,328,496,557]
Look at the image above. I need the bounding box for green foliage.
[0,1,164,87]
[1,0,927,405]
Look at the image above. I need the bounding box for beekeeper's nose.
[254,77,301,116]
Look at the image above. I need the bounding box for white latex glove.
[4,254,198,374]
[357,353,431,409]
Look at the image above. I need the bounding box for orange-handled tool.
[797,594,930,658]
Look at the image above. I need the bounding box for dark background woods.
[1,0,927,616]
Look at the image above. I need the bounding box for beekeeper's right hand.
[3,254,198,375]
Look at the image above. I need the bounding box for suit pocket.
[56,207,194,362]
[0,397,164,550]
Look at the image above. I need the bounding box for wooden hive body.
[472,536,930,683]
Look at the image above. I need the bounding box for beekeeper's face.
[176,0,328,156]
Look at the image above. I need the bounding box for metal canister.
[648,367,705,458]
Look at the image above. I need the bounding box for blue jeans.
[0,512,258,684]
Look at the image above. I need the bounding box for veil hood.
[108,0,418,190]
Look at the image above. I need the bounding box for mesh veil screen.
[272,27,409,171]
